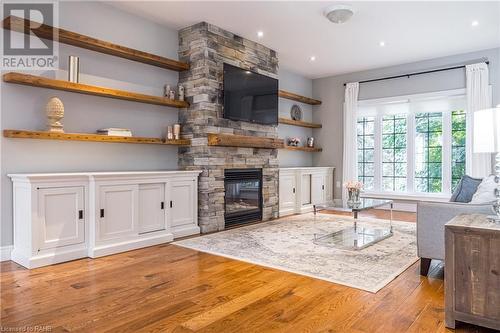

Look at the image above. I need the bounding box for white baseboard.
[1,245,13,261]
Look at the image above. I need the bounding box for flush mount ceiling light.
[257,31,264,38]
[324,4,355,24]
[310,56,316,61]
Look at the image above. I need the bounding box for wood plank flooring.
[0,210,495,332]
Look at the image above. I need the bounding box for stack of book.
[96,128,133,137]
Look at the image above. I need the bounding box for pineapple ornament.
[45,97,65,133]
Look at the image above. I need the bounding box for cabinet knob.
[161,202,165,210]
[78,210,84,220]
[100,209,104,218]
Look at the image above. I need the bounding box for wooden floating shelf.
[3,130,191,146]
[278,117,322,129]
[279,90,322,105]
[3,16,189,71]
[207,133,284,149]
[283,146,323,152]
[3,73,189,108]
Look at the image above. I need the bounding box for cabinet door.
[138,183,166,234]
[301,174,311,206]
[279,173,296,212]
[324,172,333,203]
[170,180,195,228]
[37,186,85,250]
[99,185,138,240]
[311,174,325,204]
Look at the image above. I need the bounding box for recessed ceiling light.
[310,56,316,61]
[257,31,264,38]
[471,20,479,27]
[379,41,386,47]
[245,71,251,74]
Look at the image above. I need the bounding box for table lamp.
[474,104,500,222]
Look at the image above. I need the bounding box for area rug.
[174,213,418,293]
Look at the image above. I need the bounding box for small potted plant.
[344,180,364,205]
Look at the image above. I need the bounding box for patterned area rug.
[174,213,418,293]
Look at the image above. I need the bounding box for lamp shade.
[473,105,500,153]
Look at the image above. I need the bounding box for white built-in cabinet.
[9,171,201,268]
[279,167,335,217]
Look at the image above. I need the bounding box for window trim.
[357,88,466,197]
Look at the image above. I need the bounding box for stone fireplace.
[178,22,279,233]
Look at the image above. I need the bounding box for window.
[357,90,467,195]
[415,112,443,193]
[357,116,375,190]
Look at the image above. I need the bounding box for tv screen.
[223,63,278,125]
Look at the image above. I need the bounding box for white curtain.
[466,63,492,178]
[342,82,360,201]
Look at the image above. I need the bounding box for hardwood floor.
[0,211,494,332]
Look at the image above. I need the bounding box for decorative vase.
[347,188,360,205]
[169,90,175,100]
[307,137,314,148]
[178,85,185,101]
[45,97,65,133]
[68,55,79,83]
[173,124,181,140]
[166,126,173,140]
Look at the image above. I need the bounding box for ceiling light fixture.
[310,56,316,62]
[471,20,479,27]
[379,41,386,47]
[257,31,264,38]
[324,4,355,24]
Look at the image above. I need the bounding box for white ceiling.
[110,1,500,79]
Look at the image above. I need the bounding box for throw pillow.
[450,175,483,203]
[470,175,497,204]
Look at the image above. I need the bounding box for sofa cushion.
[450,175,482,203]
[470,175,497,203]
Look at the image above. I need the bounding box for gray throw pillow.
[450,175,483,203]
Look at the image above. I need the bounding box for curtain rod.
[343,61,490,86]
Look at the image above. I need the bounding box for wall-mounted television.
[223,63,278,125]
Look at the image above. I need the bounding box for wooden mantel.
[207,133,284,149]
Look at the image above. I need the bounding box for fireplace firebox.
[224,169,263,227]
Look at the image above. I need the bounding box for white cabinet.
[98,185,138,240]
[37,186,85,250]
[9,171,201,268]
[279,171,297,216]
[138,183,166,234]
[170,179,198,238]
[279,167,335,217]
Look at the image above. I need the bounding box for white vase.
[45,97,64,133]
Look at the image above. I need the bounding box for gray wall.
[312,48,500,199]
[278,69,314,167]
[0,2,180,246]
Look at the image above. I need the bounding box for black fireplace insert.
[224,168,263,227]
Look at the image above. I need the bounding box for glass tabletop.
[314,198,393,213]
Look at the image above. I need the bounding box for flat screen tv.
[223,63,278,125]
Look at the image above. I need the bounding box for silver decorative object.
[164,84,171,97]
[68,56,79,83]
[169,90,175,100]
[178,85,185,101]
[45,97,64,133]
[307,137,314,148]
[290,104,302,121]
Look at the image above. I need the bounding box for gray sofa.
[417,200,492,275]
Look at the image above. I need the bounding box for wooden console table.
[445,214,500,330]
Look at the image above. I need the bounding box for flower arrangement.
[344,180,363,205]
[344,180,364,190]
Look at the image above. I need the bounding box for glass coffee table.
[313,198,394,250]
